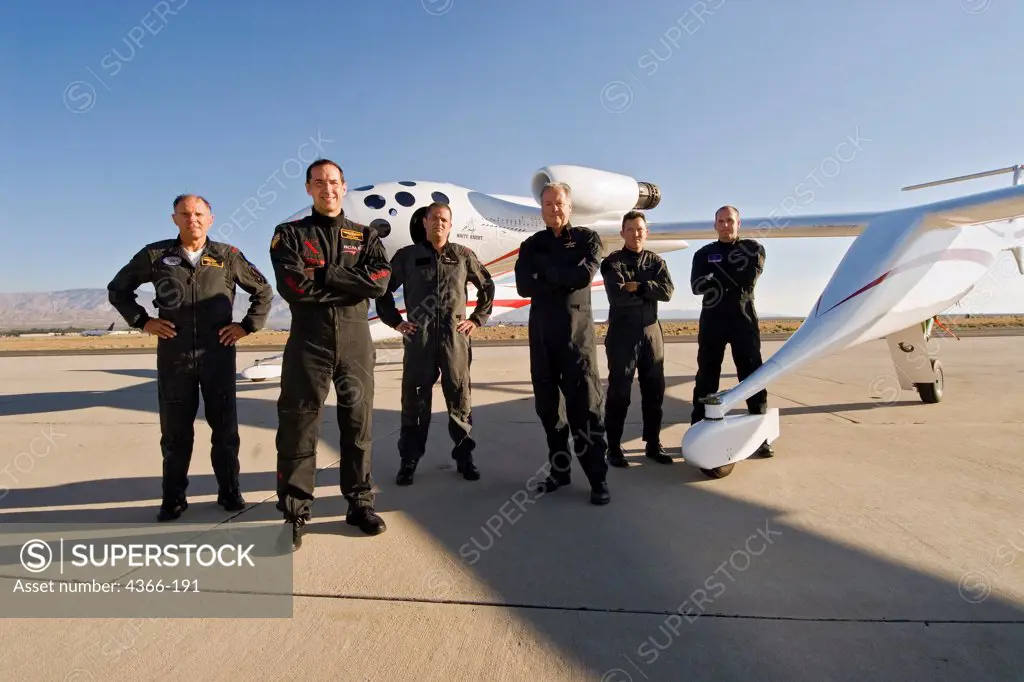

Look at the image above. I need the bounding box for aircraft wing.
[645,211,882,240]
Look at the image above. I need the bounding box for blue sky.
[3,0,1023,315]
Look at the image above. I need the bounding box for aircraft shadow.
[778,401,923,417]
[2,365,1022,679]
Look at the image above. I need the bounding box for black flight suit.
[600,248,675,459]
[269,208,392,526]
[375,240,495,479]
[107,237,273,511]
[514,224,609,499]
[690,238,768,423]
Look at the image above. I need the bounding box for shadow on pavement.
[2,363,1023,680]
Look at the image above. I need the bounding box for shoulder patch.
[271,233,282,250]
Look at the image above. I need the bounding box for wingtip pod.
[682,409,780,470]
[239,361,282,382]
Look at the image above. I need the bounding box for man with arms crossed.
[600,210,675,467]
[270,159,392,550]
[690,205,773,457]
[514,182,610,505]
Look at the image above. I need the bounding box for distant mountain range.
[0,288,795,331]
[0,288,293,331]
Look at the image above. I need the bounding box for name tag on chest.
[708,253,722,263]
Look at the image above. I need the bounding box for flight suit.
[107,238,273,510]
[600,247,675,456]
[514,224,609,495]
[375,240,495,471]
[690,238,768,423]
[269,209,392,523]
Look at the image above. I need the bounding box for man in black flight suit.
[600,210,675,467]
[376,201,495,485]
[690,205,773,457]
[514,181,610,505]
[270,159,393,550]
[108,194,273,522]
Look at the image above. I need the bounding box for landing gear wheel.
[916,359,943,404]
[700,464,735,479]
[250,378,266,383]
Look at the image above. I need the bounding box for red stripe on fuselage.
[817,248,993,317]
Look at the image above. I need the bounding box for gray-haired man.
[514,182,610,505]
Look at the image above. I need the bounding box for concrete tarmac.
[0,336,1022,681]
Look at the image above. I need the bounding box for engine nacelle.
[530,165,661,218]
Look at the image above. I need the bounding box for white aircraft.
[240,162,1024,479]
[240,165,659,381]
[80,322,116,336]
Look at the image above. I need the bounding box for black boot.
[289,517,307,551]
[590,481,611,505]
[645,443,674,465]
[217,490,246,512]
[755,440,775,458]
[607,444,630,468]
[347,506,387,536]
[157,499,188,522]
[535,468,571,493]
[456,454,480,481]
[396,459,417,486]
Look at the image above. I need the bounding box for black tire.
[916,359,943,404]
[250,378,266,383]
[700,464,735,479]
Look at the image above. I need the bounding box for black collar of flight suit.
[423,240,460,265]
[169,234,209,268]
[545,223,575,241]
[425,239,453,255]
[310,207,347,229]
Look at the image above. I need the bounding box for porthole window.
[370,218,392,238]
[395,191,416,207]
[354,184,374,191]
[398,181,417,187]
[364,194,386,210]
[431,191,450,204]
